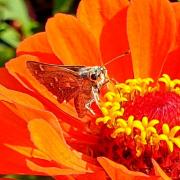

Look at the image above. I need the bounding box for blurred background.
[0,0,80,67]
[0,0,179,179]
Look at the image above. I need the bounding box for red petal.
[77,0,129,42]
[76,171,107,180]
[127,0,176,79]
[100,8,129,61]
[55,176,75,180]
[6,56,87,129]
[17,32,60,64]
[0,68,27,92]
[0,144,35,175]
[28,118,93,172]
[0,98,54,175]
[0,103,34,174]
[27,160,86,175]
[172,2,180,49]
[0,103,32,146]
[100,8,133,81]
[46,13,101,66]
[161,48,180,79]
[55,171,107,180]
[104,55,133,82]
[0,85,44,111]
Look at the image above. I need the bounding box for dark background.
[0,0,80,67]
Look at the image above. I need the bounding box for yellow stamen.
[96,74,180,156]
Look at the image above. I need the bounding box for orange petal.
[0,144,35,175]
[17,32,53,54]
[76,171,107,180]
[6,55,41,90]
[0,103,34,174]
[6,55,87,129]
[0,81,65,142]
[172,2,180,49]
[152,159,171,180]
[162,48,180,79]
[0,102,70,175]
[98,157,158,180]
[5,144,51,161]
[0,102,32,146]
[0,68,27,92]
[0,103,60,175]
[0,84,44,110]
[55,176,75,180]
[46,13,101,65]
[77,0,129,42]
[27,160,86,176]
[127,0,176,79]
[2,101,64,141]
[0,143,63,175]
[17,32,60,64]
[28,118,92,172]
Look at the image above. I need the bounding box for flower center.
[95,74,180,178]
[123,91,180,127]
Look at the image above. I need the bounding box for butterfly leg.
[85,87,100,116]
[92,86,100,105]
[85,98,95,115]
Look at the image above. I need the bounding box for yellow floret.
[96,74,180,156]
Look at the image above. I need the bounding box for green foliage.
[0,0,38,66]
[0,43,15,66]
[53,0,75,13]
[0,22,20,47]
[3,175,53,180]
[0,0,37,36]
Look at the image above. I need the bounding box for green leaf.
[2,175,53,180]
[0,0,37,36]
[0,44,15,66]
[0,22,20,47]
[53,0,74,13]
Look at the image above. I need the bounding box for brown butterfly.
[26,61,108,118]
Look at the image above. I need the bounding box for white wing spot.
[39,64,44,71]
[49,82,54,87]
[54,77,59,82]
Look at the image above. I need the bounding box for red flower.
[0,0,180,179]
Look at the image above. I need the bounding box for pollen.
[96,74,180,175]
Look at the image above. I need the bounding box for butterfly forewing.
[26,61,95,117]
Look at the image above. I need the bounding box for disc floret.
[96,74,180,176]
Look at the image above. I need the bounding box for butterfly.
[26,51,129,118]
[26,61,108,118]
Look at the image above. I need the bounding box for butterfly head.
[89,66,108,88]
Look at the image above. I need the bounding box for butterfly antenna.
[104,50,130,66]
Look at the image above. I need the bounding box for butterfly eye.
[90,73,97,80]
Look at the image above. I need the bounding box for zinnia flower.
[0,0,180,179]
